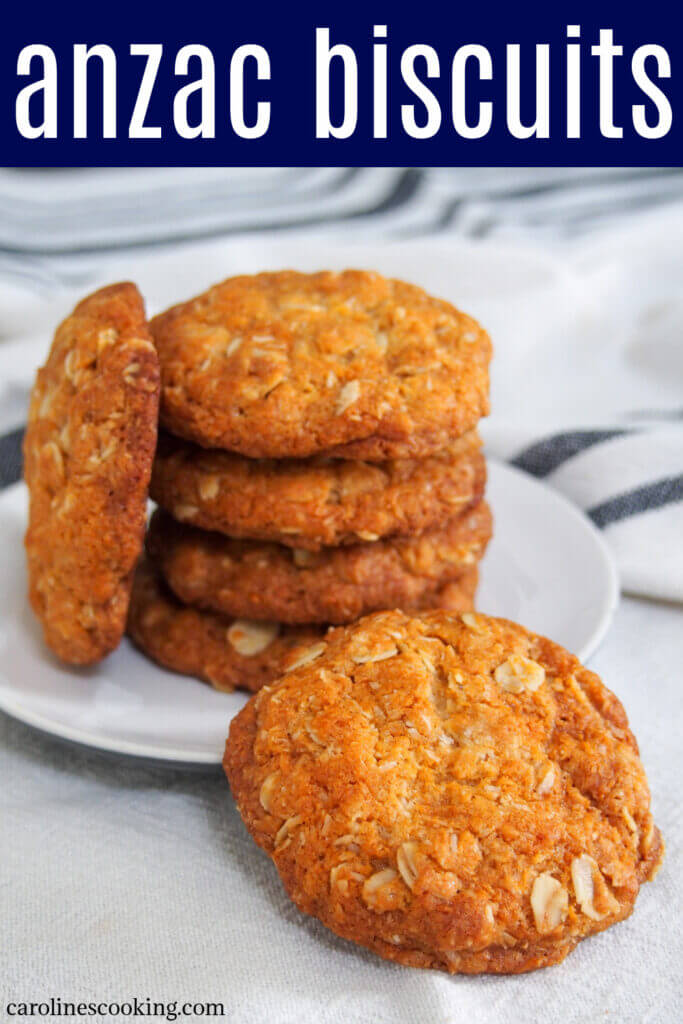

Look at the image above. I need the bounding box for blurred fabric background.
[2,167,683,292]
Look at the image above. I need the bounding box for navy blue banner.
[1,1,681,166]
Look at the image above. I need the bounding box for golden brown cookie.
[128,560,479,694]
[150,429,485,549]
[147,501,491,625]
[225,609,663,975]
[127,559,323,694]
[151,270,491,459]
[24,283,159,664]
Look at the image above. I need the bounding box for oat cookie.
[128,561,478,694]
[225,609,663,974]
[127,560,323,694]
[24,283,159,664]
[147,501,491,624]
[152,270,491,459]
[150,429,485,549]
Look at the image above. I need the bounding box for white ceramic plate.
[0,461,618,766]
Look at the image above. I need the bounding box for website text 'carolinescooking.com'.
[4,997,226,1021]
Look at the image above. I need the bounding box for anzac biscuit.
[225,609,663,974]
[151,270,491,459]
[150,429,485,549]
[127,560,323,694]
[127,561,478,693]
[147,501,491,625]
[24,283,159,664]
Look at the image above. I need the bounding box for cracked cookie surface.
[24,283,159,664]
[147,501,491,624]
[151,270,491,459]
[127,561,478,694]
[225,609,663,974]
[150,429,485,549]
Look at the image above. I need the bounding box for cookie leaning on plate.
[24,283,159,664]
[147,501,492,624]
[225,609,663,975]
[151,270,491,459]
[128,560,479,694]
[150,429,485,549]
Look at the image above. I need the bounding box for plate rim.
[484,460,620,664]
[0,461,619,766]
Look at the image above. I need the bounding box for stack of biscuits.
[127,269,493,693]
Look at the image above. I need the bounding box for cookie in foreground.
[127,560,478,693]
[24,282,159,664]
[151,270,491,459]
[150,429,485,550]
[147,501,491,624]
[224,609,663,974]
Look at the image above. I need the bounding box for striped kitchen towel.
[484,422,683,603]
[1,168,683,264]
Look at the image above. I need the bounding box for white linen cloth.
[0,197,681,1022]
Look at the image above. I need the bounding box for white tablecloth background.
[1,172,681,1022]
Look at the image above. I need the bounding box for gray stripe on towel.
[0,427,23,489]
[511,429,629,478]
[588,475,683,527]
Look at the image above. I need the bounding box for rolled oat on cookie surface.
[224,609,663,975]
[151,270,491,459]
